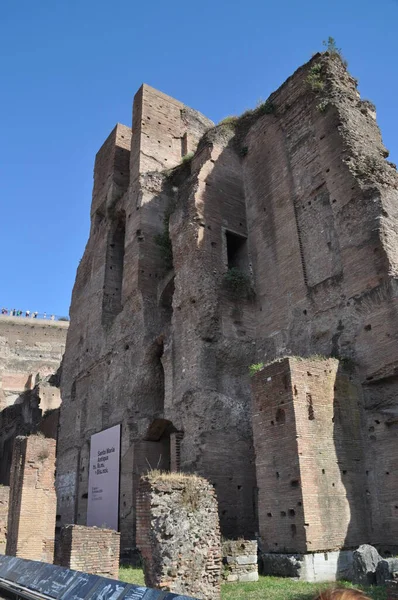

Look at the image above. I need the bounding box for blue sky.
[1,0,397,317]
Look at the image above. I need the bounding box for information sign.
[87,424,121,530]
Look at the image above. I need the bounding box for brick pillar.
[137,473,221,600]
[0,486,9,554]
[251,357,367,554]
[58,525,120,579]
[6,435,56,562]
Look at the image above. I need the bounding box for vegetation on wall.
[249,362,265,377]
[323,36,348,67]
[223,267,253,299]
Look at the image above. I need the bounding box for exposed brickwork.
[57,51,398,556]
[58,524,120,579]
[6,435,56,562]
[0,316,65,486]
[137,473,221,599]
[0,315,67,410]
[222,540,258,582]
[0,486,9,554]
[252,357,367,553]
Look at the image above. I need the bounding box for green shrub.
[223,268,253,298]
[219,116,238,126]
[181,151,194,163]
[323,36,348,66]
[317,99,329,113]
[306,63,324,92]
[256,99,276,115]
[249,362,264,377]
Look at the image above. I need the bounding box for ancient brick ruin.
[0,315,67,486]
[58,524,120,579]
[136,473,221,599]
[252,357,367,554]
[6,435,57,563]
[38,49,398,570]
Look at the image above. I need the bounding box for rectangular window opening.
[225,230,248,272]
[181,133,188,157]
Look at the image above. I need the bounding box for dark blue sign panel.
[59,572,101,600]
[26,563,79,598]
[0,556,199,600]
[122,585,149,600]
[16,560,47,588]
[0,556,31,583]
[87,577,127,599]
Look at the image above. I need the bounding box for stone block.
[137,473,221,600]
[237,572,259,582]
[235,555,257,565]
[352,544,381,585]
[261,551,354,583]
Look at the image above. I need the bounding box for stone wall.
[252,357,367,553]
[136,473,221,600]
[58,524,120,579]
[0,486,9,554]
[6,435,56,562]
[222,540,258,582]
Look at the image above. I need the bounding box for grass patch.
[221,577,385,600]
[119,566,145,586]
[117,570,385,600]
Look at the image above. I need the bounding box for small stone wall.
[222,540,258,582]
[387,580,398,600]
[0,486,9,554]
[58,524,120,579]
[6,435,56,562]
[137,472,221,600]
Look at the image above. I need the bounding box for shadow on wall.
[334,363,369,578]
[163,126,258,539]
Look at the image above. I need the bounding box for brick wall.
[0,315,67,410]
[58,525,120,579]
[0,486,9,554]
[137,473,221,600]
[6,435,56,562]
[222,540,258,582]
[252,357,367,553]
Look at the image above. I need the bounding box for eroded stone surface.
[136,473,221,599]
